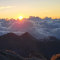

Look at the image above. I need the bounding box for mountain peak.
[20,32,36,40]
[22,32,30,36]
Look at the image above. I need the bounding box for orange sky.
[0,0,60,19]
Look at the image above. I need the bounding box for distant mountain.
[41,36,59,41]
[20,32,37,40]
[0,32,39,57]
[0,32,60,60]
[0,33,18,37]
[38,37,60,59]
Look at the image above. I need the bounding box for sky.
[0,0,60,19]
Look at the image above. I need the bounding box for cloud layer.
[0,17,60,39]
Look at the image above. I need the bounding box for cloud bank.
[0,17,60,39]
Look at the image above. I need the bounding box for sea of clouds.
[0,16,60,39]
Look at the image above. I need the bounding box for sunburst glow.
[18,16,23,20]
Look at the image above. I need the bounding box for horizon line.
[0,16,60,20]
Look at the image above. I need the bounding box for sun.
[18,16,23,20]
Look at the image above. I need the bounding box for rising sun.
[18,16,23,20]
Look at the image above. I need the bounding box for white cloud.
[0,6,16,10]
[0,17,60,39]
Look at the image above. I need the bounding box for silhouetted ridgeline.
[0,50,47,60]
[0,32,60,60]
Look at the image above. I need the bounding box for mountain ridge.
[0,32,60,60]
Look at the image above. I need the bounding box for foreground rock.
[0,50,47,60]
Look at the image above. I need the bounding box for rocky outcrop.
[0,50,47,60]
